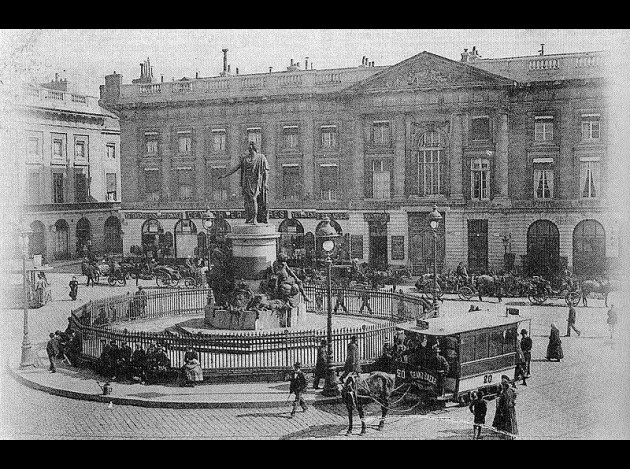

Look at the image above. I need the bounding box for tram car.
[393,308,531,406]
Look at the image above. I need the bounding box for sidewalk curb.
[5,364,340,410]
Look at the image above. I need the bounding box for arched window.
[53,219,70,260]
[141,219,163,254]
[417,131,446,196]
[104,216,123,254]
[76,217,91,254]
[278,218,305,263]
[174,219,198,258]
[29,220,46,259]
[573,220,606,278]
[527,220,560,278]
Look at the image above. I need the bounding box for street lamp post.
[428,205,442,318]
[316,217,340,397]
[202,209,215,270]
[19,224,35,368]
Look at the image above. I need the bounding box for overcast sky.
[2,29,629,96]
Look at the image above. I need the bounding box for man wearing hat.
[313,339,328,390]
[340,335,361,382]
[429,343,450,399]
[289,361,308,417]
[46,333,59,373]
[520,329,533,377]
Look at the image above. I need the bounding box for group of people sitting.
[97,341,203,387]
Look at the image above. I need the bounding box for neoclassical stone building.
[100,49,620,278]
[4,76,122,261]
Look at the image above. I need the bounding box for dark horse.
[339,371,395,436]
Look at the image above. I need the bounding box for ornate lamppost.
[316,216,340,397]
[202,209,215,269]
[428,205,442,317]
[19,223,35,368]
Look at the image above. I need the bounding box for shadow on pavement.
[280,423,349,440]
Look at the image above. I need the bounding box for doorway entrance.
[369,221,388,270]
[468,219,488,274]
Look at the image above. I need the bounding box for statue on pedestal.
[219,142,269,224]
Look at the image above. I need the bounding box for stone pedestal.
[228,224,280,289]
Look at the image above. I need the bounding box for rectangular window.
[144,169,160,201]
[106,144,116,159]
[28,171,40,204]
[74,170,88,202]
[475,332,489,361]
[27,137,40,158]
[321,125,338,148]
[176,168,193,200]
[319,164,338,200]
[177,132,192,153]
[460,334,475,363]
[471,116,491,141]
[417,150,443,196]
[489,329,504,357]
[534,168,554,199]
[210,166,228,201]
[75,141,86,159]
[282,164,301,200]
[53,172,64,203]
[535,116,554,142]
[372,160,391,199]
[471,158,490,200]
[145,132,158,154]
[371,121,391,145]
[212,129,226,152]
[247,128,262,150]
[106,173,117,201]
[581,114,601,141]
[53,139,64,159]
[580,159,600,198]
[283,126,299,149]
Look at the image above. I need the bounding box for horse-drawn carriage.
[392,310,531,407]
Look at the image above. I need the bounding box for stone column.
[450,113,465,203]
[353,116,365,199]
[302,116,314,198]
[393,114,406,198]
[494,112,510,205]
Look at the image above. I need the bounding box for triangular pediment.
[346,51,514,93]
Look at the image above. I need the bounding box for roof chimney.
[290,58,294,66]
[538,44,545,56]
[305,57,309,69]
[195,71,199,79]
[460,48,469,62]
[236,68,239,75]
[269,67,273,73]
[222,48,228,74]
[227,64,231,73]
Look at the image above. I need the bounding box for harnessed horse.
[339,371,395,435]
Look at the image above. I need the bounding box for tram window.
[441,336,458,378]
[460,334,475,363]
[475,332,489,361]
[489,329,504,357]
[504,327,517,352]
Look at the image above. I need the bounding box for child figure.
[469,390,488,440]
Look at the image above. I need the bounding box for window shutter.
[364,160,373,198]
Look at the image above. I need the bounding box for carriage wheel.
[528,293,548,305]
[93,273,100,284]
[116,277,126,287]
[156,274,171,288]
[458,286,474,301]
[566,291,581,307]
[422,281,443,300]
[107,275,117,286]
[184,277,197,288]
[169,277,180,287]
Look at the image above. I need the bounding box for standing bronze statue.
[219,142,269,224]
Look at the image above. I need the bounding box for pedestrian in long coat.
[46,333,59,373]
[313,339,328,389]
[607,304,618,339]
[492,376,518,439]
[566,305,582,337]
[340,336,361,381]
[546,323,564,361]
[69,276,79,301]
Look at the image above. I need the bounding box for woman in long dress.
[492,377,518,439]
[181,347,203,387]
[546,323,564,361]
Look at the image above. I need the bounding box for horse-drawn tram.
[393,310,531,406]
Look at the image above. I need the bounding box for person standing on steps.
[289,361,308,417]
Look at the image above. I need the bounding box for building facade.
[3,76,122,262]
[100,50,621,278]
